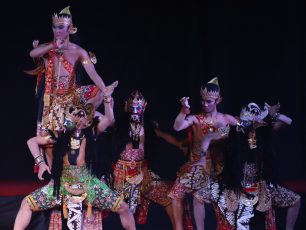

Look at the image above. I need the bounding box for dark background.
[0,0,305,228]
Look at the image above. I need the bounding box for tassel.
[63,203,68,219]
[87,202,92,219]
[34,164,39,173]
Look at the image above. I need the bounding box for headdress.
[126,90,146,114]
[52,6,72,26]
[200,77,220,100]
[240,102,269,122]
[52,6,77,34]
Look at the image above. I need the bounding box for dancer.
[28,6,108,133]
[194,102,301,230]
[169,77,237,230]
[26,6,119,178]
[111,90,174,226]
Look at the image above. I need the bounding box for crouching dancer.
[14,85,136,230]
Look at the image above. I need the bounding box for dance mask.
[64,103,94,131]
[126,90,147,124]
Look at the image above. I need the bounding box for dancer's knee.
[117,202,130,215]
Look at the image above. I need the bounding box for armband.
[82,51,97,65]
[81,58,90,65]
[218,125,230,136]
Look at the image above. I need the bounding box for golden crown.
[52,6,72,26]
[200,77,220,99]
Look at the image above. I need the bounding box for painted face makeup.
[126,90,146,124]
[128,103,145,123]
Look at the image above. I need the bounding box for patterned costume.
[27,123,123,230]
[25,7,101,133]
[113,146,172,224]
[41,49,100,131]
[194,169,300,230]
[26,101,123,230]
[48,208,104,230]
[112,90,172,224]
[169,113,227,200]
[27,165,122,212]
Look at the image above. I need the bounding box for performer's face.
[52,24,70,40]
[201,98,217,113]
[128,102,145,123]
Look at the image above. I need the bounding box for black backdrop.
[0,0,305,185]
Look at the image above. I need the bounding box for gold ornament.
[52,6,72,26]
[200,77,220,100]
[59,6,71,15]
[208,77,219,85]
[89,51,97,64]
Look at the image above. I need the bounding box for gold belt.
[118,159,144,169]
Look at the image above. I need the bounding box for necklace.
[247,131,257,149]
[204,113,216,132]
[70,130,84,150]
[129,123,142,141]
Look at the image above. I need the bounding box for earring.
[70,27,78,34]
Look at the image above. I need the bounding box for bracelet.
[103,96,112,103]
[271,112,280,121]
[218,125,230,136]
[34,155,45,166]
[180,107,190,115]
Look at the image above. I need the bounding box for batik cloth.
[113,159,171,224]
[27,165,123,212]
[194,177,300,230]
